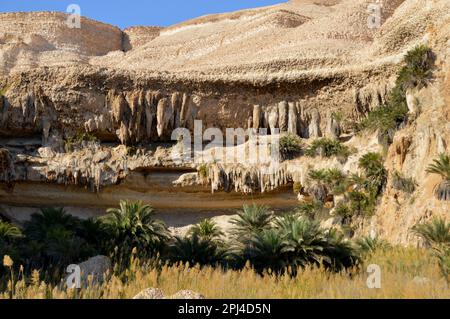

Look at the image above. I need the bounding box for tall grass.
[2,247,448,299]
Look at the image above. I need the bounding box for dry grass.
[1,247,449,299]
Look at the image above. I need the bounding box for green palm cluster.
[302,152,387,224]
[230,206,359,275]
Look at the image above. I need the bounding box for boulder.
[78,255,111,286]
[168,290,205,299]
[133,288,165,299]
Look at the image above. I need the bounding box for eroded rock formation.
[0,0,449,244]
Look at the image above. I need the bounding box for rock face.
[0,0,449,244]
[77,255,111,286]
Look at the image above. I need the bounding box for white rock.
[133,288,165,299]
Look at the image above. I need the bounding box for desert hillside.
[0,0,449,244]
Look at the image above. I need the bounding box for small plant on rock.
[358,152,387,196]
[197,164,209,179]
[292,182,303,194]
[392,171,417,194]
[295,201,323,219]
[305,138,352,160]
[279,134,302,160]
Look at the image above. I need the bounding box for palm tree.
[0,221,22,263]
[427,154,450,200]
[24,207,79,241]
[230,204,273,242]
[0,221,22,241]
[102,200,169,260]
[295,201,322,219]
[356,236,391,255]
[77,218,109,254]
[242,229,287,275]
[427,154,450,180]
[276,216,328,272]
[412,218,450,283]
[435,246,449,284]
[23,207,90,270]
[168,234,225,267]
[188,219,224,242]
[323,229,360,271]
[412,218,450,247]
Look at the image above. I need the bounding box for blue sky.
[0,0,287,29]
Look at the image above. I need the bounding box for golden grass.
[2,247,449,299]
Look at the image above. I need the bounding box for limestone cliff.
[0,0,448,244]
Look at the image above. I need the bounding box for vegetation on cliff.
[360,45,434,143]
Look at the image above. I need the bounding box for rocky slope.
[0,0,449,243]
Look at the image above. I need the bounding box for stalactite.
[207,162,292,194]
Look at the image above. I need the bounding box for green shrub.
[65,132,98,152]
[292,182,303,194]
[279,134,302,160]
[358,152,387,196]
[197,164,209,179]
[22,208,103,273]
[295,201,323,219]
[0,86,9,97]
[392,171,417,194]
[347,190,377,217]
[308,168,348,196]
[397,44,434,90]
[334,202,352,221]
[427,153,450,180]
[356,236,391,255]
[359,101,408,137]
[0,221,22,270]
[305,138,352,159]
